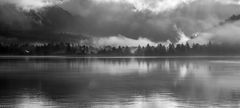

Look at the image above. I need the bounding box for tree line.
[0,42,240,56]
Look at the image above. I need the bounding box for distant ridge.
[0,4,83,42]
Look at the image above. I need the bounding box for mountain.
[0,4,84,42]
[226,14,240,22]
[24,6,77,31]
[219,14,240,25]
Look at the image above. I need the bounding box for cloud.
[215,0,240,5]
[1,0,240,44]
[91,35,170,47]
[0,0,67,10]
[92,0,196,13]
[189,21,240,45]
[174,25,190,44]
[61,0,240,42]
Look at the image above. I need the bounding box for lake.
[0,56,240,108]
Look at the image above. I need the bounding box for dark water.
[1,56,240,108]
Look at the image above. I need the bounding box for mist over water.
[0,57,240,108]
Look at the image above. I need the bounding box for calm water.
[1,56,240,108]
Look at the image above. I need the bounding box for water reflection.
[0,57,240,107]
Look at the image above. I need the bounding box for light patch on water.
[15,91,59,108]
[210,60,240,64]
[179,64,188,78]
[91,94,182,108]
[79,59,159,75]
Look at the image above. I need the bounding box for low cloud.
[189,21,240,45]
[174,25,190,44]
[91,35,170,47]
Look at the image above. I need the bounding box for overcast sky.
[1,0,240,45]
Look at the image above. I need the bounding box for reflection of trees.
[1,58,240,107]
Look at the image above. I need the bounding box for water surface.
[0,56,240,108]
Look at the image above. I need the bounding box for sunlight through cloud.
[0,0,68,11]
[92,0,196,13]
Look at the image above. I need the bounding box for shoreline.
[1,55,240,59]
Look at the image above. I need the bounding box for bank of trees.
[0,42,240,56]
[135,43,240,56]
